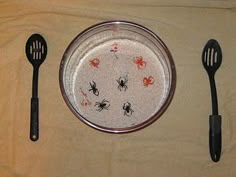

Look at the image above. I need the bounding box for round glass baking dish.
[59,21,176,133]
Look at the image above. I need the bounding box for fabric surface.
[0,1,236,177]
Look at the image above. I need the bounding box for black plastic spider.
[123,102,134,116]
[117,75,128,91]
[88,81,99,96]
[95,99,110,112]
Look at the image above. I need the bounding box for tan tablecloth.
[0,1,236,177]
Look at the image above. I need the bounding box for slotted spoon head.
[25,34,47,68]
[202,39,222,75]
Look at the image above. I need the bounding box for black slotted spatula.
[202,39,222,162]
[25,34,47,141]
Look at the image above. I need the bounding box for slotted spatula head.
[25,34,47,68]
[202,39,222,75]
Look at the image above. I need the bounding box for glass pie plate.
[59,21,176,133]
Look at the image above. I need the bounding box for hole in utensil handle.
[30,98,39,141]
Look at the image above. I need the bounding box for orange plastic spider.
[89,58,100,68]
[143,76,155,87]
[133,56,147,69]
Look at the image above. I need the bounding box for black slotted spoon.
[25,34,47,141]
[202,39,222,162]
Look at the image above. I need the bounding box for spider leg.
[94,90,99,96]
[124,85,128,91]
[130,108,134,115]
[123,104,126,110]
[92,81,96,87]
[89,82,94,92]
[103,99,108,103]
[130,108,134,114]
[97,108,102,112]
[89,81,93,87]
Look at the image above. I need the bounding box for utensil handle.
[30,67,39,141]
[209,75,218,115]
[32,67,39,98]
[209,115,221,162]
[30,97,39,141]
